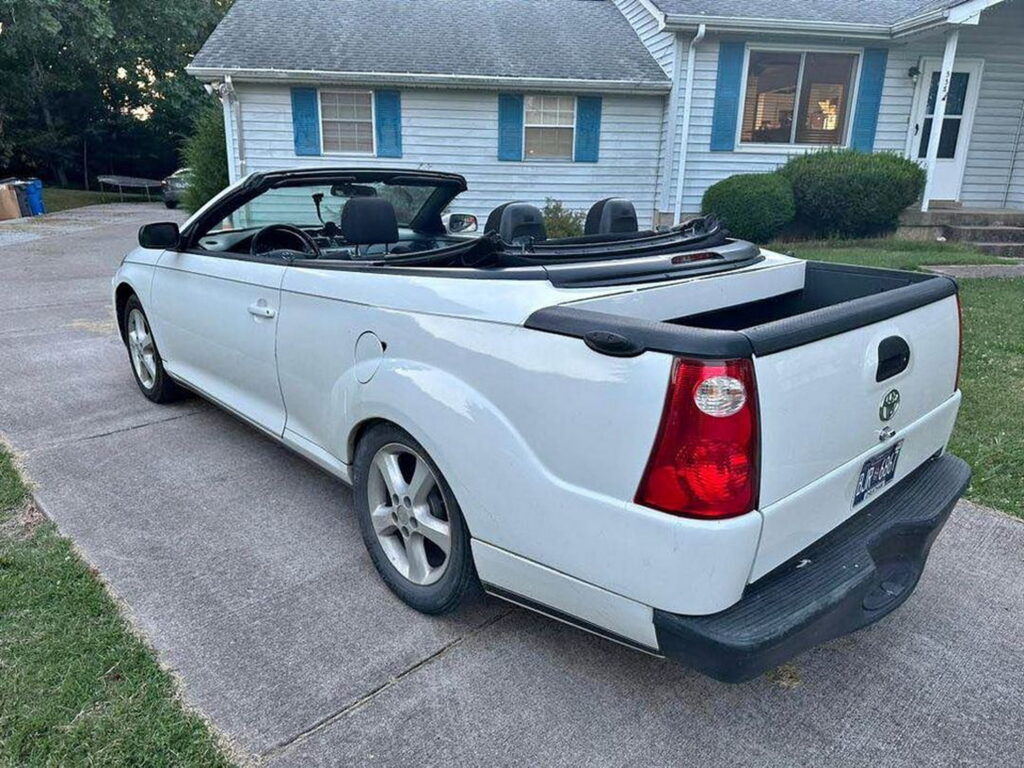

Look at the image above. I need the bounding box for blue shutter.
[574,95,602,163]
[497,93,524,161]
[291,87,321,156]
[850,48,889,152]
[710,41,746,151]
[374,90,403,158]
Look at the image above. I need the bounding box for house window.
[320,90,374,154]
[740,51,859,146]
[524,95,575,159]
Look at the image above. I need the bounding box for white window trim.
[734,44,864,152]
[318,88,376,156]
[522,95,577,162]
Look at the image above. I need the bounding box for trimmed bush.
[181,103,229,212]
[701,172,796,243]
[542,198,586,238]
[779,149,925,237]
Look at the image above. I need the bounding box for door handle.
[248,302,277,318]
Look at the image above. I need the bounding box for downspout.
[657,34,685,218]
[225,75,247,180]
[673,23,706,225]
[219,79,238,185]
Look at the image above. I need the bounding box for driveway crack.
[263,607,516,758]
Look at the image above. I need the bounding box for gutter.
[185,67,672,94]
[673,23,705,225]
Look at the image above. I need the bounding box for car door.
[150,249,288,435]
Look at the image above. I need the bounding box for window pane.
[917,117,962,160]
[741,52,801,143]
[793,53,857,145]
[321,91,372,121]
[525,127,574,158]
[525,95,574,127]
[323,120,373,153]
[925,71,969,116]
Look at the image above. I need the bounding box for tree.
[0,1,232,186]
[181,102,228,211]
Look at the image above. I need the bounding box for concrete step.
[943,225,1024,244]
[900,209,1024,228]
[974,242,1024,258]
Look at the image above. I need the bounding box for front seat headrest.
[341,197,399,245]
[485,202,547,244]
[585,198,638,235]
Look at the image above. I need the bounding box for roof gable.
[190,0,670,87]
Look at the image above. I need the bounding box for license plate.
[854,440,904,506]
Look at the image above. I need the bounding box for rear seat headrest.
[585,198,638,235]
[341,197,399,245]
[485,202,547,244]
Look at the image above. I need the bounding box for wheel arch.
[114,282,137,343]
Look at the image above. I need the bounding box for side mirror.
[447,213,478,234]
[138,222,180,249]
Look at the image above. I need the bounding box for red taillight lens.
[955,293,964,391]
[635,358,759,519]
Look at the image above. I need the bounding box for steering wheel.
[250,224,322,260]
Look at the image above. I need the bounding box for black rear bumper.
[655,453,971,683]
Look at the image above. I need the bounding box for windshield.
[210,180,445,233]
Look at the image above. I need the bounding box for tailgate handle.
[876,336,910,382]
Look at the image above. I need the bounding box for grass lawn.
[782,239,1024,517]
[43,187,153,213]
[0,447,234,767]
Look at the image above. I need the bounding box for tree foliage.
[542,198,586,238]
[181,103,228,212]
[0,1,232,186]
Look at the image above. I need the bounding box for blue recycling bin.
[25,178,45,216]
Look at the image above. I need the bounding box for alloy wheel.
[366,442,452,586]
[127,308,157,390]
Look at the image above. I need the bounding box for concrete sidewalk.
[1,205,1022,766]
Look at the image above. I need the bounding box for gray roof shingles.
[650,1,967,26]
[190,0,669,84]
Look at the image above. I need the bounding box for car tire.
[353,423,480,614]
[164,200,178,209]
[122,295,186,404]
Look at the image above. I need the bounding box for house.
[188,0,1024,229]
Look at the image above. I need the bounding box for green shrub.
[701,172,796,243]
[181,103,229,212]
[779,149,925,237]
[543,198,586,238]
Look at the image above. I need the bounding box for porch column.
[921,27,960,212]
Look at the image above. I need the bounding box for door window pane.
[793,53,857,144]
[918,117,962,160]
[740,52,800,143]
[925,71,970,116]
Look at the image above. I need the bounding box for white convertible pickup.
[113,169,969,682]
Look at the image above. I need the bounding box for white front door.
[909,58,983,202]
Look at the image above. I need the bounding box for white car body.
[114,169,968,681]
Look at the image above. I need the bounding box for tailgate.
[751,294,961,578]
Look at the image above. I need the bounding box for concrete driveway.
[1,205,1022,767]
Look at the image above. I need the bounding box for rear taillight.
[635,358,759,519]
[955,293,964,391]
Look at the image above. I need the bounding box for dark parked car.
[161,168,192,209]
